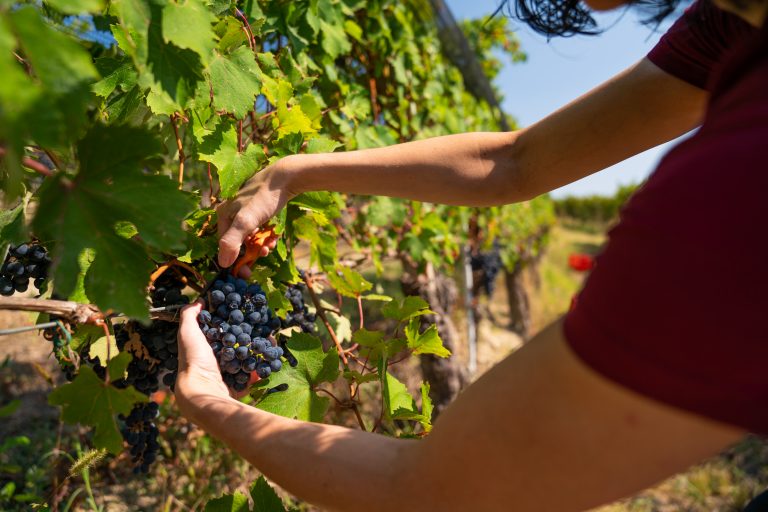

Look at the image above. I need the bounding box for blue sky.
[445,0,682,197]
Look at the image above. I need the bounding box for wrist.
[272,154,314,196]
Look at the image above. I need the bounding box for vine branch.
[302,272,348,365]
[0,297,182,325]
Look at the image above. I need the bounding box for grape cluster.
[113,270,190,474]
[119,402,160,474]
[282,284,316,333]
[0,243,50,296]
[470,242,503,296]
[198,276,284,392]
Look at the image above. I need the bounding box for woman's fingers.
[177,301,216,372]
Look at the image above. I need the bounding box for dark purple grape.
[197,310,212,325]
[243,357,258,372]
[221,347,236,361]
[210,289,225,305]
[235,346,250,360]
[222,333,236,347]
[229,309,244,324]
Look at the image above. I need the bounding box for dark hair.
[493,0,684,37]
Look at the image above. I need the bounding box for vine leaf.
[353,328,406,364]
[198,120,266,198]
[88,335,120,366]
[0,201,26,256]
[405,319,450,358]
[326,267,372,298]
[305,136,341,154]
[203,491,249,512]
[209,46,262,118]
[380,370,433,431]
[250,476,288,512]
[111,0,204,114]
[382,296,433,322]
[33,125,195,320]
[0,400,21,418]
[162,0,217,66]
[48,352,147,455]
[381,371,416,419]
[252,332,339,422]
[274,104,315,139]
[45,0,105,14]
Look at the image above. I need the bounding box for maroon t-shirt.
[564,1,768,433]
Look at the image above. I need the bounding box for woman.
[175,0,768,509]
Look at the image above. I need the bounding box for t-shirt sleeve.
[647,0,755,89]
[563,50,768,434]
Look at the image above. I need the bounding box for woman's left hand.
[175,301,239,421]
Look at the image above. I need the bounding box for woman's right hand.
[216,157,302,269]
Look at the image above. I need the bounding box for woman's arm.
[217,58,705,267]
[175,304,742,512]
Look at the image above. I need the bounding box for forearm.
[281,59,704,205]
[187,396,415,512]
[284,131,524,206]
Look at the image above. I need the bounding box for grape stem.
[0,147,54,177]
[171,113,186,189]
[302,272,349,365]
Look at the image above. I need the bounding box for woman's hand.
[216,158,301,269]
[175,301,238,421]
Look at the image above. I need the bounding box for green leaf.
[274,104,315,139]
[405,319,450,358]
[260,76,293,108]
[420,381,433,432]
[67,249,95,304]
[0,435,30,453]
[45,0,105,14]
[198,120,266,198]
[361,294,392,302]
[162,0,217,65]
[305,136,341,154]
[352,328,405,364]
[0,400,20,418]
[327,311,351,343]
[252,332,339,421]
[209,46,261,118]
[343,370,378,385]
[215,16,248,53]
[88,335,120,367]
[112,0,203,113]
[48,355,147,454]
[352,328,384,347]
[0,201,26,255]
[319,19,350,59]
[203,491,249,512]
[93,59,138,98]
[290,192,340,218]
[381,371,417,420]
[381,296,432,322]
[250,476,287,512]
[10,7,99,147]
[33,125,195,319]
[11,7,99,93]
[326,266,372,298]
